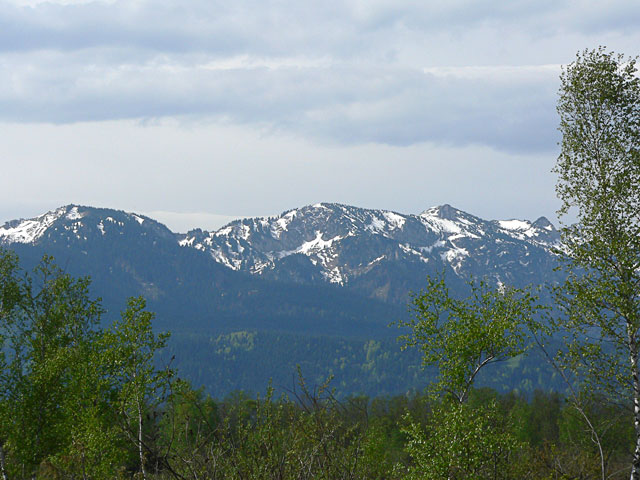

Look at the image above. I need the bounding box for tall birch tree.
[103,296,172,480]
[554,47,640,480]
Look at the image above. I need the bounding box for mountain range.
[178,202,560,302]
[0,203,563,396]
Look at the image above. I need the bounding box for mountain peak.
[532,216,555,231]
[0,205,82,244]
[435,204,458,220]
[420,204,465,220]
[0,205,174,246]
[2,202,562,305]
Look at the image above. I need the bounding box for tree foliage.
[554,47,640,478]
[0,250,170,479]
[397,274,542,403]
[395,275,542,478]
[400,400,526,480]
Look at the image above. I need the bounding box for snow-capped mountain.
[0,204,174,246]
[0,204,403,336]
[0,203,564,396]
[1,202,561,305]
[0,204,241,323]
[177,202,560,302]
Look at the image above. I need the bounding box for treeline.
[165,330,567,399]
[148,385,632,480]
[0,249,634,479]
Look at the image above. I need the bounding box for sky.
[1,0,639,232]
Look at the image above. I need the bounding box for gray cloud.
[0,51,560,152]
[0,0,639,153]
[2,0,639,55]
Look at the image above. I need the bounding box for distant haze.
[1,1,638,226]
[144,210,246,234]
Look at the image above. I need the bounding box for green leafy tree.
[0,250,23,480]
[400,400,526,480]
[397,274,541,403]
[0,251,174,479]
[554,47,640,478]
[396,274,541,478]
[103,296,172,480]
[0,253,116,479]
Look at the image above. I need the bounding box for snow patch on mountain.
[368,255,386,266]
[179,236,195,247]
[420,240,446,254]
[498,219,538,238]
[399,243,430,263]
[383,211,406,230]
[499,219,531,231]
[215,226,233,237]
[419,214,462,235]
[210,247,241,269]
[105,216,125,227]
[441,246,470,272]
[240,224,251,240]
[0,206,70,244]
[366,217,386,234]
[297,232,341,255]
[323,266,344,284]
[66,206,83,220]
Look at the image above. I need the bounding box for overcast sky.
[1,0,639,232]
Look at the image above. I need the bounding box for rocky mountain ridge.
[176,202,560,301]
[0,202,564,395]
[1,203,561,304]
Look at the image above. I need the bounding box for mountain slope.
[0,204,401,338]
[1,202,562,309]
[178,202,561,303]
[0,203,564,396]
[1,203,562,307]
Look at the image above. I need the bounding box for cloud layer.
[3,0,639,153]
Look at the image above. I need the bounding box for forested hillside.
[0,202,563,396]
